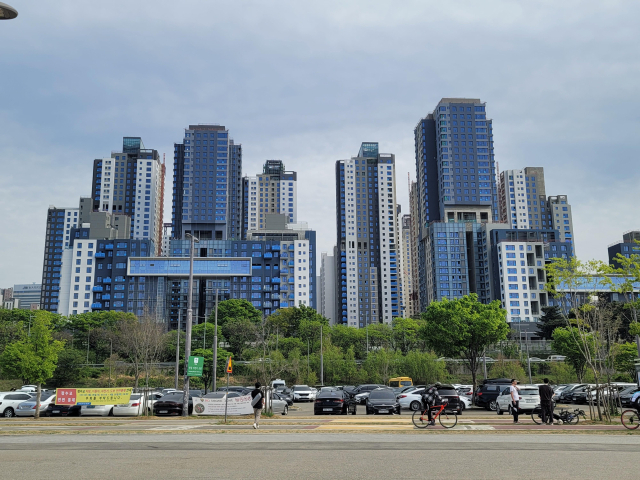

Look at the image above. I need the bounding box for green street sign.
[188,356,204,377]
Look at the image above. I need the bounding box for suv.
[475,379,512,411]
[436,384,464,415]
[0,392,34,418]
[350,384,386,405]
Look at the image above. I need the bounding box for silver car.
[16,392,56,417]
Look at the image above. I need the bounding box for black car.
[314,390,357,415]
[349,384,387,405]
[436,384,464,415]
[366,388,401,415]
[153,392,200,416]
[44,403,81,417]
[475,379,512,410]
[275,387,294,405]
[217,386,251,395]
[558,384,586,403]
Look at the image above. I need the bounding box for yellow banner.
[55,388,133,406]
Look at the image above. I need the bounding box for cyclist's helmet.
[434,382,442,387]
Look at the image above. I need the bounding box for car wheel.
[410,401,421,411]
[3,408,14,418]
[460,402,466,411]
[489,400,497,411]
[497,404,503,415]
[282,405,288,416]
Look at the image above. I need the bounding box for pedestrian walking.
[538,378,555,425]
[510,379,521,424]
[251,382,264,429]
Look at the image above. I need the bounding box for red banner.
[56,389,77,405]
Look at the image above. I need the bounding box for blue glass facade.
[172,125,242,241]
[128,258,251,277]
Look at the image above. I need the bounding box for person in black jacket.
[539,378,555,425]
[251,382,264,429]
[421,382,442,426]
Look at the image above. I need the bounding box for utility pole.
[182,233,198,416]
[525,333,533,384]
[320,325,324,386]
[86,332,90,364]
[366,324,369,354]
[109,339,113,388]
[212,289,218,392]
[307,339,310,379]
[174,309,181,390]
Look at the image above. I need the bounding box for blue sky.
[1,0,639,286]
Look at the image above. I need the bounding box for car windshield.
[161,394,184,402]
[369,390,395,400]
[293,386,309,391]
[130,394,142,400]
[438,388,457,396]
[520,389,539,396]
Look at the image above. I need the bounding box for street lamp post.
[0,3,18,19]
[182,233,198,416]
[212,288,218,392]
[174,309,181,390]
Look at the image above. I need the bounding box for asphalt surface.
[2,433,639,479]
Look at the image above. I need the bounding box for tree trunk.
[35,383,41,419]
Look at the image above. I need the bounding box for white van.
[547,355,566,361]
[271,379,286,389]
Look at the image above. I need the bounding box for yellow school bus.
[388,377,413,388]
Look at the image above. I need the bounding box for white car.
[496,385,541,415]
[309,387,318,401]
[16,392,56,417]
[270,393,289,415]
[397,388,425,411]
[292,385,313,402]
[112,394,145,416]
[0,392,35,418]
[459,394,472,410]
[80,404,115,416]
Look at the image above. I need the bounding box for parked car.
[398,388,425,411]
[475,379,513,410]
[366,388,401,415]
[350,384,386,405]
[0,391,36,418]
[112,394,146,416]
[81,404,115,416]
[275,387,293,406]
[620,386,640,407]
[496,385,541,415]
[271,393,290,415]
[153,392,196,416]
[217,386,251,395]
[458,394,472,410]
[558,384,586,403]
[44,403,81,417]
[15,392,56,417]
[570,385,592,404]
[314,390,355,415]
[547,355,567,361]
[292,385,314,402]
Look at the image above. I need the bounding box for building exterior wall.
[242,161,297,239]
[320,252,336,324]
[408,181,421,316]
[12,284,42,311]
[40,206,79,312]
[174,125,242,242]
[546,195,575,256]
[400,214,414,317]
[335,143,399,328]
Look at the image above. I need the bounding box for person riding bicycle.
[422,382,443,426]
[631,389,640,411]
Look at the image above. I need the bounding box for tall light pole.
[320,324,324,386]
[0,3,18,19]
[182,233,198,416]
[174,310,181,390]
[212,288,218,392]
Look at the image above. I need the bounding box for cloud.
[0,0,639,287]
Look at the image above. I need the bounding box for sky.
[0,0,639,287]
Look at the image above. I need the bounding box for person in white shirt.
[510,379,521,424]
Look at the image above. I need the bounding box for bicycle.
[412,401,458,429]
[621,409,640,430]
[531,407,585,425]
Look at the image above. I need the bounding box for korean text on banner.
[193,394,254,416]
[55,388,133,406]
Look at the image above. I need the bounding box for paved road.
[1,433,638,479]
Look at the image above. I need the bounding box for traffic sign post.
[224,356,232,423]
[187,356,204,377]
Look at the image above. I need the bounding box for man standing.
[251,382,264,429]
[510,379,521,424]
[539,378,555,425]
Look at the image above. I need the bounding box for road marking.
[148,425,209,431]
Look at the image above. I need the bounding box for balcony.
[103,278,112,284]
[92,286,103,292]
[91,303,103,309]
[105,244,114,250]
[101,294,111,300]
[95,252,106,258]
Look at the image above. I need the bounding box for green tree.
[537,306,566,340]
[0,312,65,418]
[551,326,594,382]
[420,294,509,393]
[50,348,87,388]
[613,342,638,379]
[221,317,258,358]
[392,317,424,354]
[209,299,262,328]
[401,351,447,385]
